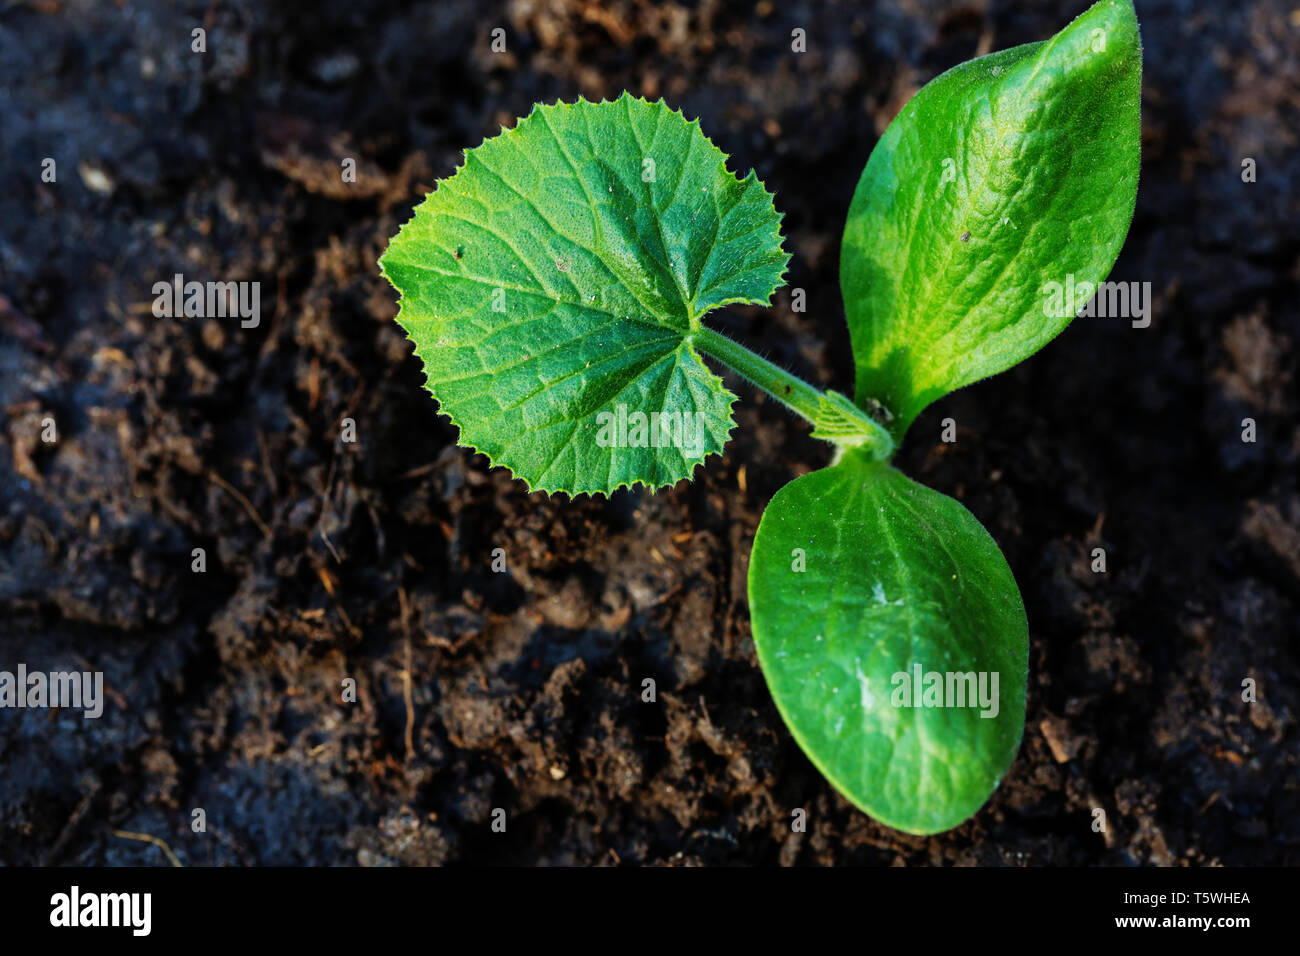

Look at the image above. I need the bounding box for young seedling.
[380,0,1141,833]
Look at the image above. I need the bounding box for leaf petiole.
[692,325,894,460]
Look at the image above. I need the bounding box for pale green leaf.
[841,0,1142,437]
[748,449,1028,834]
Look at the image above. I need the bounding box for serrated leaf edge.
[379,93,789,498]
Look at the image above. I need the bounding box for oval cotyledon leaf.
[379,93,790,496]
[841,0,1142,437]
[748,448,1028,834]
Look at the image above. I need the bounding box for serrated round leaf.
[841,0,1142,437]
[379,94,789,495]
[748,451,1028,834]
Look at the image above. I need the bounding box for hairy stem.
[692,325,824,420]
[691,325,895,460]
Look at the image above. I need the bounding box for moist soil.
[1,0,1297,865]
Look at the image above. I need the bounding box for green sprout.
[379,0,1141,834]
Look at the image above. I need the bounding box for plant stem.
[692,325,824,420]
[691,325,894,460]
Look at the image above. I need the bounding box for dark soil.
[1,0,1296,866]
